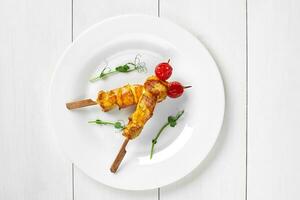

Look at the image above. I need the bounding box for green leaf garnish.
[115,64,130,72]
[150,110,184,159]
[88,119,125,130]
[89,54,147,82]
[114,121,123,129]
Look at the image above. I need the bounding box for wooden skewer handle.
[66,99,97,110]
[110,138,130,173]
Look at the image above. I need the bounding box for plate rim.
[47,14,225,190]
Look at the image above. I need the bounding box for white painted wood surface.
[160,0,246,199]
[73,0,158,199]
[0,0,72,199]
[1,0,300,199]
[248,0,300,199]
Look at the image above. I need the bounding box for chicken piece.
[96,84,144,112]
[96,80,168,112]
[123,76,168,139]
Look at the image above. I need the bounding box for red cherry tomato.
[167,81,184,98]
[155,61,173,81]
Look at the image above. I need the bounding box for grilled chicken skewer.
[110,76,168,173]
[123,76,168,139]
[66,60,191,173]
[66,83,168,111]
[66,84,143,110]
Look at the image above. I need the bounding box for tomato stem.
[184,85,192,89]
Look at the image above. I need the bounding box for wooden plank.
[0,0,72,199]
[74,167,158,199]
[248,0,300,199]
[160,0,247,199]
[73,0,158,199]
[73,0,158,37]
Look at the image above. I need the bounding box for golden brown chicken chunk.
[96,84,144,112]
[123,76,168,139]
[96,78,168,112]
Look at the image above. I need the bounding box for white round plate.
[49,15,224,190]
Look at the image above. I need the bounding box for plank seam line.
[158,0,160,199]
[157,0,160,200]
[71,0,74,199]
[245,0,249,199]
[72,163,75,200]
[71,0,74,42]
[158,0,160,17]
[158,188,160,200]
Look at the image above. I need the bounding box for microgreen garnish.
[88,119,125,130]
[89,54,147,82]
[150,110,184,159]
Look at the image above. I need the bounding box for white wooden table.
[1,0,299,199]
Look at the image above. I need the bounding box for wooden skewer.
[110,138,130,173]
[66,99,97,110]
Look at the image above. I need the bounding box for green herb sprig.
[89,55,147,82]
[88,119,125,130]
[150,110,184,159]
